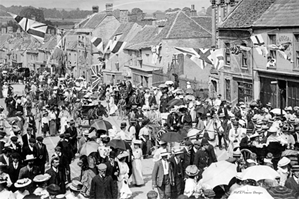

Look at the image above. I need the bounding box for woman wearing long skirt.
[59,106,70,134]
[131,140,144,186]
[2,82,8,98]
[109,93,118,116]
[49,108,57,136]
[117,152,132,199]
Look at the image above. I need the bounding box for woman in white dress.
[33,174,51,199]
[0,178,14,199]
[59,106,71,134]
[117,152,132,199]
[14,178,31,199]
[2,82,8,98]
[108,93,118,116]
[184,165,200,198]
[131,140,144,186]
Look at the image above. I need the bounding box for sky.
[1,0,211,12]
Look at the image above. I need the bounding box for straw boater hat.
[96,164,107,172]
[278,157,291,167]
[185,165,199,177]
[33,174,51,183]
[24,154,36,162]
[173,148,183,155]
[69,180,83,192]
[15,178,32,188]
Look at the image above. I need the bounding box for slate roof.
[165,12,211,39]
[191,16,212,33]
[109,22,135,42]
[0,34,11,49]
[41,36,57,51]
[65,40,77,50]
[125,26,159,50]
[220,0,276,29]
[81,13,107,29]
[252,0,299,27]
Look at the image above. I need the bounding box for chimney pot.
[191,4,195,10]
[92,6,99,13]
[106,3,113,16]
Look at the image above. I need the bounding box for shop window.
[268,34,277,59]
[225,79,231,101]
[224,42,231,65]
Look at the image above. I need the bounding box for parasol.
[187,129,201,139]
[241,165,279,181]
[229,185,273,199]
[107,139,126,150]
[281,149,299,157]
[91,119,112,131]
[167,98,184,108]
[270,108,287,115]
[160,132,184,143]
[80,141,99,156]
[201,160,237,188]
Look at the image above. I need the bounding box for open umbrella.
[167,98,184,108]
[91,119,112,131]
[268,185,296,199]
[160,132,184,143]
[80,141,99,156]
[270,108,287,115]
[241,165,279,181]
[107,139,126,150]
[281,149,299,157]
[229,185,273,199]
[201,160,237,188]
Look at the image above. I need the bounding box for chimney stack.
[191,5,195,10]
[106,3,113,16]
[92,6,99,13]
[119,10,129,23]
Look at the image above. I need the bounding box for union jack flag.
[91,64,103,89]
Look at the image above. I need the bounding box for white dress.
[2,85,8,98]
[0,189,15,199]
[118,161,132,199]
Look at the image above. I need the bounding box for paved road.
[3,84,230,198]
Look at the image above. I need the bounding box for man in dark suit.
[90,163,118,199]
[64,120,77,159]
[193,141,209,178]
[0,147,12,165]
[240,129,253,150]
[169,149,184,198]
[181,140,193,173]
[33,136,49,174]
[22,138,35,158]
[52,146,68,193]
[9,136,22,157]
[201,138,217,166]
[7,153,22,192]
[105,151,119,181]
[152,152,173,199]
[18,154,39,193]
[285,165,299,197]
[26,112,37,138]
[46,157,62,192]
[22,127,35,150]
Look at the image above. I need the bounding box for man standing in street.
[33,136,49,174]
[152,152,173,199]
[65,120,77,160]
[169,149,184,198]
[90,163,117,199]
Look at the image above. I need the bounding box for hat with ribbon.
[15,178,32,188]
[24,154,36,162]
[185,165,199,177]
[68,180,83,192]
[33,174,51,183]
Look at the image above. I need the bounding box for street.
[3,84,229,199]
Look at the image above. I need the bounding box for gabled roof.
[125,26,158,50]
[41,36,57,51]
[253,0,299,27]
[191,16,212,33]
[220,0,276,29]
[81,13,107,29]
[0,34,11,49]
[109,22,135,42]
[165,11,211,39]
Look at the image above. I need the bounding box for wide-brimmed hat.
[278,157,291,167]
[292,165,299,172]
[24,154,36,162]
[246,159,258,165]
[285,106,293,111]
[33,174,51,183]
[185,165,199,177]
[159,140,167,145]
[117,151,129,159]
[173,148,183,155]
[15,178,32,188]
[69,180,83,192]
[47,184,60,195]
[55,194,66,199]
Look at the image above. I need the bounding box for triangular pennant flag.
[10,13,48,43]
[250,34,265,46]
[175,47,199,57]
[268,44,279,50]
[91,37,103,51]
[111,41,126,54]
[255,46,268,57]
[238,45,251,52]
[210,48,225,70]
[186,54,204,69]
[109,33,122,53]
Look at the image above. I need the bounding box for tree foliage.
[19,7,45,22]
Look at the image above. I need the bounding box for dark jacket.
[105,161,119,181]
[33,143,49,164]
[285,177,299,196]
[90,175,118,199]
[193,149,209,172]
[46,167,61,187]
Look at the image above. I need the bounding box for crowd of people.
[0,72,298,199]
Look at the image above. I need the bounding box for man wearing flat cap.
[33,136,49,174]
[90,163,117,199]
